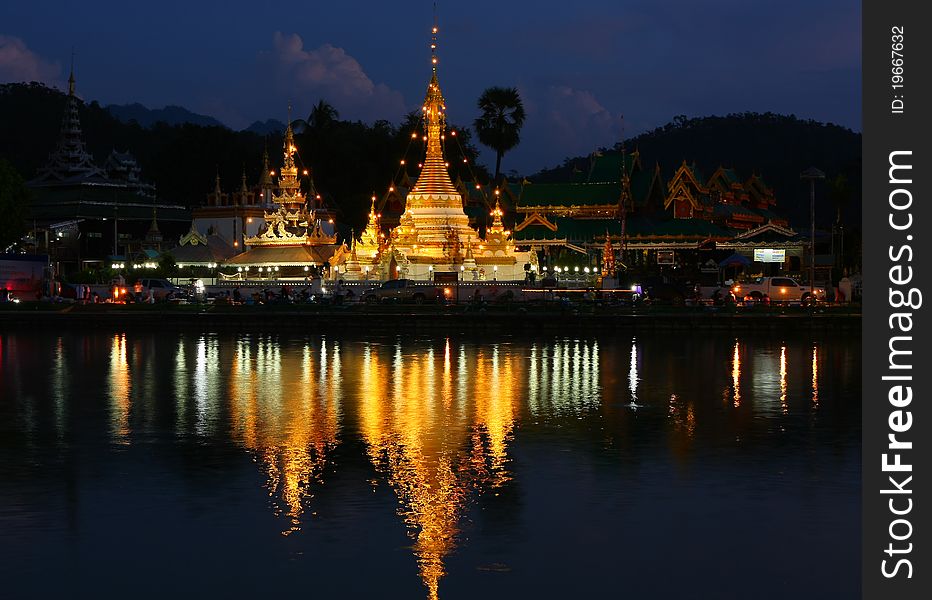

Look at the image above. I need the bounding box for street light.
[801,167,825,298]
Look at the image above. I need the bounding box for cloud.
[259,32,406,122]
[506,84,622,172]
[0,35,61,86]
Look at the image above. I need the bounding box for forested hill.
[0,83,484,232]
[105,103,226,128]
[530,113,862,229]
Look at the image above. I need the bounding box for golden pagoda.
[363,24,533,281]
[226,120,348,275]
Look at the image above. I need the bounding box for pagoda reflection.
[358,339,520,600]
[228,336,342,535]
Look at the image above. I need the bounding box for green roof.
[587,153,637,183]
[519,182,621,209]
[629,170,655,207]
[713,204,763,220]
[752,207,786,222]
[625,216,732,240]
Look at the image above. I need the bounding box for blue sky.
[0,0,861,174]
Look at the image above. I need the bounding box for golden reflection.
[811,344,819,408]
[668,393,696,438]
[228,337,340,535]
[780,345,788,414]
[731,341,741,408]
[108,333,131,443]
[358,341,520,600]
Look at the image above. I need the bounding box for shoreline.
[0,303,861,334]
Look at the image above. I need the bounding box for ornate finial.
[241,166,248,193]
[430,5,439,75]
[214,169,222,195]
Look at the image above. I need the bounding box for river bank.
[0,302,861,334]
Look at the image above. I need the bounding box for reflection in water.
[668,393,695,438]
[228,337,341,535]
[628,338,639,403]
[812,344,819,408]
[527,339,600,416]
[359,339,520,600]
[109,334,131,443]
[52,336,67,436]
[780,346,788,414]
[7,332,854,599]
[730,341,742,407]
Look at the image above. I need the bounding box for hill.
[530,113,861,230]
[243,119,286,136]
[106,102,226,128]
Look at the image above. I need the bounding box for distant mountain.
[106,102,227,128]
[530,112,862,229]
[243,119,286,136]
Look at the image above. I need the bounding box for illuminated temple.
[226,122,347,275]
[344,26,534,281]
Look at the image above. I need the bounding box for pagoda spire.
[31,59,109,186]
[410,19,458,197]
[274,115,304,211]
[260,145,273,187]
[68,49,76,96]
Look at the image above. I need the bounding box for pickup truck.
[363,279,440,304]
[731,277,826,304]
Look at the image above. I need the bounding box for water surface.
[0,331,860,599]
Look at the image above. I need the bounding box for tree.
[308,100,339,130]
[0,159,30,251]
[474,86,526,183]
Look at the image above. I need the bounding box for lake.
[0,330,860,599]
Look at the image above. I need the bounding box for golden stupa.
[347,24,534,281]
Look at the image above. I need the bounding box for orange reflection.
[811,344,819,408]
[731,341,741,408]
[358,341,520,600]
[228,337,340,535]
[109,333,131,443]
[780,345,788,414]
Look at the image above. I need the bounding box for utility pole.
[800,167,825,297]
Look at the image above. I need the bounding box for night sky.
[0,0,861,174]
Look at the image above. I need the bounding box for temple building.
[354,25,533,281]
[188,151,276,252]
[26,66,189,273]
[224,122,347,276]
[513,149,804,273]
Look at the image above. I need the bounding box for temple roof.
[168,234,235,265]
[224,244,341,266]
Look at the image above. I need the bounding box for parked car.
[137,278,186,301]
[363,279,438,304]
[620,275,692,306]
[731,276,826,304]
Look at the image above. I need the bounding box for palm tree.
[474,87,526,183]
[308,100,339,130]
